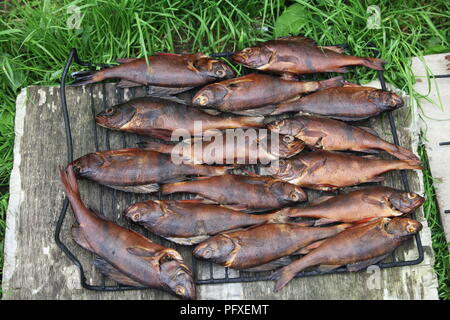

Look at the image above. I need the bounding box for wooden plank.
[2,80,439,299]
[412,53,450,249]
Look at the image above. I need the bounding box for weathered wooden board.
[412,52,450,249]
[2,80,439,300]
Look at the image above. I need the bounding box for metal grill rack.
[55,47,424,291]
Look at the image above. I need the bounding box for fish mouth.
[123,205,141,222]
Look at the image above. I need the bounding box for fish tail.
[396,159,423,170]
[272,264,299,292]
[70,69,106,86]
[318,76,345,90]
[59,164,81,204]
[389,144,421,163]
[268,208,295,223]
[361,57,386,71]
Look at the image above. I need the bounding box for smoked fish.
[273,217,422,291]
[260,150,422,190]
[268,115,420,162]
[59,165,196,299]
[161,174,307,212]
[232,36,385,78]
[70,148,232,193]
[95,97,265,141]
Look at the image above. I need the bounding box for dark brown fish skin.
[232,36,385,76]
[268,86,404,118]
[193,223,350,269]
[282,186,425,224]
[191,73,344,112]
[95,97,264,141]
[273,217,422,291]
[124,200,292,242]
[161,175,307,212]
[260,150,423,191]
[74,53,234,87]
[59,165,195,299]
[138,133,305,164]
[268,115,420,162]
[71,148,231,189]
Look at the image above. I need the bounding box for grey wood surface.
[2,81,439,299]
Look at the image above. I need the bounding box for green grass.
[0,0,449,298]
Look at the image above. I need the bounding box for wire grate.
[55,48,424,291]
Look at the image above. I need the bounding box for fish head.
[193,57,235,80]
[71,153,105,178]
[123,201,164,225]
[160,258,196,300]
[270,180,307,203]
[232,46,273,69]
[193,235,235,262]
[369,90,404,111]
[384,217,422,237]
[277,135,305,158]
[388,191,425,215]
[95,102,136,129]
[192,84,228,107]
[267,118,304,137]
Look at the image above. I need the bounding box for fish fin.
[313,218,337,226]
[306,157,327,175]
[280,73,297,81]
[136,140,173,154]
[116,58,139,64]
[361,194,384,207]
[93,257,144,287]
[318,76,345,90]
[361,57,386,71]
[343,82,363,87]
[70,70,105,86]
[361,154,379,160]
[346,253,391,272]
[291,220,316,227]
[71,226,94,252]
[230,105,277,116]
[400,159,423,170]
[104,184,160,193]
[146,85,194,96]
[161,176,190,184]
[191,196,217,204]
[153,52,181,57]
[317,264,342,272]
[368,176,385,183]
[295,239,327,255]
[242,257,294,272]
[116,79,145,88]
[278,36,317,46]
[144,129,174,141]
[359,149,380,155]
[391,145,420,162]
[309,195,334,206]
[353,217,377,225]
[162,235,210,245]
[202,108,222,116]
[320,46,346,54]
[357,126,379,137]
[222,204,251,212]
[127,246,158,257]
[272,265,297,292]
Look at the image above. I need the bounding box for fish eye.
[105,108,114,115]
[175,285,186,296]
[289,191,299,201]
[216,69,226,77]
[283,135,294,143]
[407,193,417,199]
[196,95,209,106]
[132,213,141,221]
[278,159,286,166]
